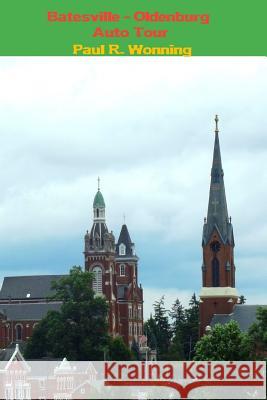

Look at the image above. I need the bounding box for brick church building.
[0,184,143,348]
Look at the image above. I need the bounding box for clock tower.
[199,116,239,335]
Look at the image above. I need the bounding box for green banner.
[0,0,266,56]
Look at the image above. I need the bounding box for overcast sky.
[0,57,266,318]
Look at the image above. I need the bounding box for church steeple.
[202,115,234,246]
[199,116,238,336]
[84,179,115,254]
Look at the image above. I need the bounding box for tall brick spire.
[199,116,238,336]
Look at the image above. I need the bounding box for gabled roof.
[0,275,66,300]
[211,304,267,332]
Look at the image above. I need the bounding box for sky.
[0,57,266,319]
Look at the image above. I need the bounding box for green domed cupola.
[93,177,106,221]
[93,190,105,208]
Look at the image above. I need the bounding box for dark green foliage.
[194,320,252,361]
[144,294,200,361]
[248,307,267,359]
[24,266,109,360]
[167,293,199,360]
[239,295,247,304]
[144,315,157,350]
[182,293,200,360]
[131,338,140,360]
[108,337,133,361]
[152,296,172,360]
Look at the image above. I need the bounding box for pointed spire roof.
[203,116,234,245]
[116,224,137,257]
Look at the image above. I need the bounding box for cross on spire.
[123,214,126,224]
[97,176,100,191]
[212,199,219,215]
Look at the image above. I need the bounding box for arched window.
[96,209,99,218]
[15,324,23,341]
[212,257,220,287]
[92,266,103,294]
[120,264,125,276]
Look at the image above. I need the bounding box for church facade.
[0,187,143,348]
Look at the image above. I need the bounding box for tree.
[131,338,141,360]
[248,307,267,359]
[109,337,133,361]
[239,295,247,304]
[181,293,200,360]
[24,266,110,360]
[169,298,185,335]
[144,297,172,360]
[144,315,157,350]
[194,321,252,361]
[153,296,172,359]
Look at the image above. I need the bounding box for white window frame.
[119,243,126,256]
[120,264,126,276]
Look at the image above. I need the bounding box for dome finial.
[215,114,219,134]
[97,176,100,191]
[123,213,126,224]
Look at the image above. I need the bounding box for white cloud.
[0,57,266,304]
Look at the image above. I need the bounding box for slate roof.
[116,224,136,257]
[211,304,267,332]
[0,275,66,300]
[0,302,62,321]
[202,118,234,246]
[0,342,27,361]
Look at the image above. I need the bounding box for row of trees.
[144,294,199,360]
[24,267,266,363]
[145,294,266,362]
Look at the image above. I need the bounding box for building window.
[134,323,137,337]
[212,257,220,287]
[138,323,143,336]
[15,324,23,341]
[138,305,142,319]
[128,305,132,319]
[119,243,126,256]
[120,264,125,276]
[92,266,103,294]
[129,322,132,336]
